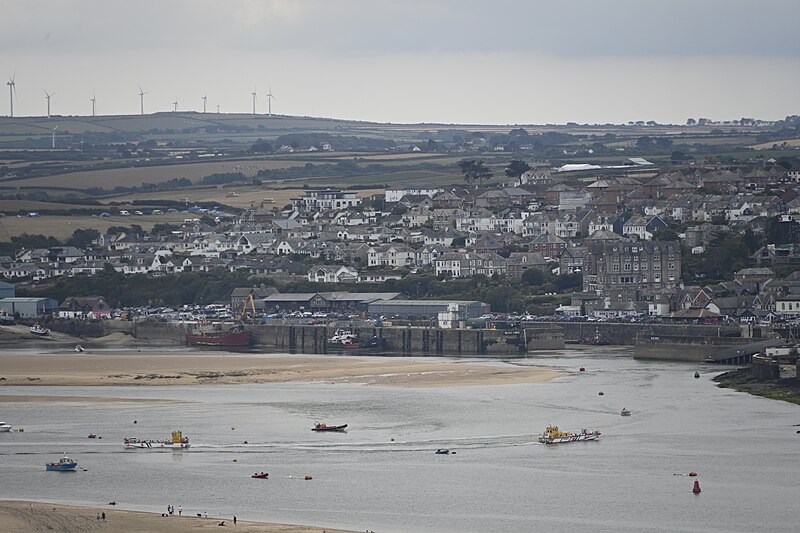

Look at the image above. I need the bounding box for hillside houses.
[2,160,797,320]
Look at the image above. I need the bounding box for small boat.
[694,371,700,379]
[75,345,85,353]
[30,323,51,336]
[311,423,348,432]
[124,430,190,449]
[46,455,77,471]
[620,408,631,416]
[251,472,269,479]
[360,335,385,350]
[328,329,361,349]
[87,433,97,439]
[538,425,601,444]
[435,449,450,455]
[0,421,12,432]
[0,310,14,324]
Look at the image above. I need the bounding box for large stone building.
[582,238,682,306]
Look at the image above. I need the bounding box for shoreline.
[0,349,564,390]
[713,367,800,405]
[0,500,356,533]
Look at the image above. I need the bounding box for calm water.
[1,348,799,533]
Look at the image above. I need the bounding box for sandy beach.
[0,350,562,390]
[0,501,356,533]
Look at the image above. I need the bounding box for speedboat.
[0,421,12,432]
[46,455,77,471]
[620,408,631,416]
[251,472,269,479]
[311,423,348,432]
[75,345,85,352]
[435,449,450,455]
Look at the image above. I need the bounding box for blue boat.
[46,455,77,471]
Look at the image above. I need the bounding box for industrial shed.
[367,299,489,319]
[0,297,59,318]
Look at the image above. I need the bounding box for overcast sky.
[2,0,799,124]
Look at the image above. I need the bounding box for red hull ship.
[186,326,253,347]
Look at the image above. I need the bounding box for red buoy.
[692,480,701,494]
[304,475,313,480]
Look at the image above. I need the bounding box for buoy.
[692,480,701,494]
[231,427,235,431]
[243,440,248,444]
[579,367,585,372]
[304,475,313,480]
[133,420,137,424]
[390,437,395,442]
[688,471,698,477]
[694,372,700,379]
[598,391,604,396]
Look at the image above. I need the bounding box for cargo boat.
[186,324,252,347]
[538,425,601,444]
[124,430,190,449]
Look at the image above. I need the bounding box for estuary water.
[1,348,799,533]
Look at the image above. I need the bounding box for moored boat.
[538,425,601,444]
[311,423,348,432]
[186,323,252,347]
[124,430,190,449]
[620,408,631,416]
[251,472,269,479]
[46,455,77,471]
[0,421,12,432]
[30,323,51,336]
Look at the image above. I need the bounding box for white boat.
[124,430,190,449]
[620,408,631,416]
[538,425,601,444]
[30,323,50,336]
[0,422,12,432]
[75,345,85,352]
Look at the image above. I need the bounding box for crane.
[241,292,258,322]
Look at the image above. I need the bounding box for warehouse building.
[0,297,59,318]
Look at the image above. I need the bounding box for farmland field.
[0,212,189,242]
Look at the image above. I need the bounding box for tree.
[504,160,531,180]
[457,159,493,188]
[652,228,680,241]
[686,118,697,126]
[522,268,545,286]
[66,228,100,249]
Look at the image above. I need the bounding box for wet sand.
[0,500,356,533]
[0,350,563,390]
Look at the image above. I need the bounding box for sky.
[2,0,799,125]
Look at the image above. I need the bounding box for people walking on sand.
[96,513,100,520]
[178,505,182,516]
[233,515,237,525]
[101,512,106,521]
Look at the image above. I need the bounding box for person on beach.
[178,505,182,516]
[233,515,237,525]
[101,512,106,521]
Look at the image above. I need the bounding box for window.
[624,263,631,271]
[613,263,620,272]
[668,262,675,270]
[654,273,661,282]
[654,263,661,271]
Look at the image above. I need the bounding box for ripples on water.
[1,349,799,533]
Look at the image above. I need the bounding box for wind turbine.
[251,91,257,115]
[44,90,55,118]
[138,85,148,115]
[91,92,96,117]
[51,126,58,149]
[266,86,276,116]
[7,74,16,118]
[202,95,207,113]
[173,100,178,112]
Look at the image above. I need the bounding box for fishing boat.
[30,323,51,336]
[46,455,77,471]
[251,472,269,479]
[538,425,601,444]
[311,423,348,432]
[585,329,610,346]
[186,323,252,347]
[123,430,190,449]
[620,408,631,416]
[327,329,359,348]
[0,421,12,432]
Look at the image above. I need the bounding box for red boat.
[312,423,348,432]
[186,325,253,347]
[251,472,269,479]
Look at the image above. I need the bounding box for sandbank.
[0,351,563,390]
[0,500,355,533]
